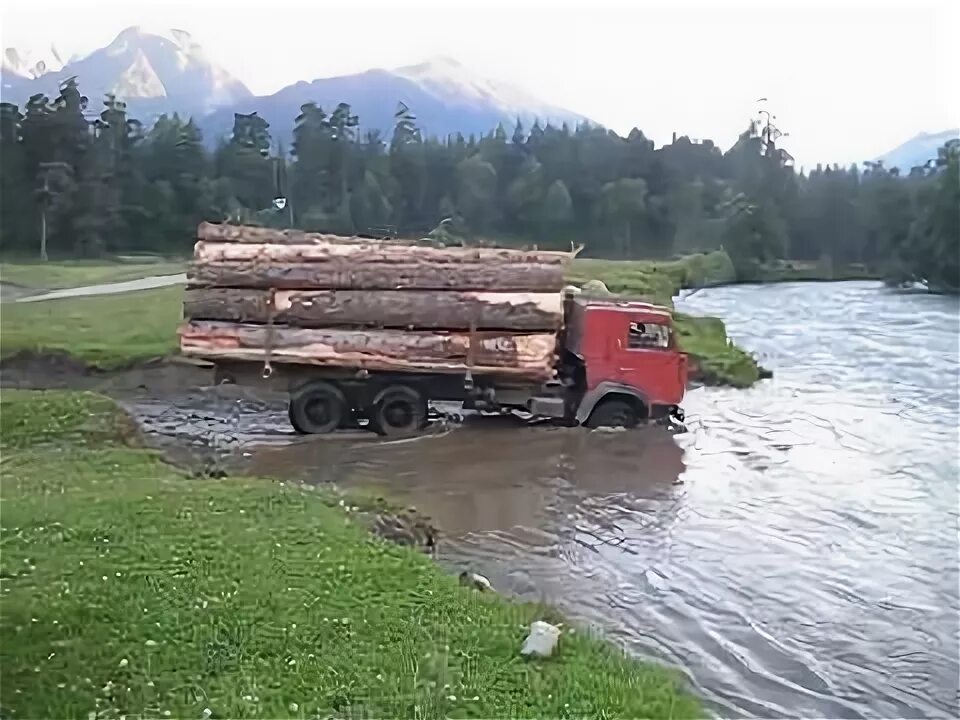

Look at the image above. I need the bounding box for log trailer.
[198,293,688,436]
[179,223,688,435]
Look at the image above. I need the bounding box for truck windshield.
[628,321,670,349]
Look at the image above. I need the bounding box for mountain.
[0,27,251,119]
[876,129,959,172]
[198,56,592,145]
[1,29,589,142]
[3,45,69,79]
[1,45,70,100]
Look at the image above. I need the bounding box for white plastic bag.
[520,620,561,658]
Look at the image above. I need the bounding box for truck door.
[614,318,684,405]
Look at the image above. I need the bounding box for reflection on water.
[245,281,960,719]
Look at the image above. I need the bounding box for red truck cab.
[560,297,688,427]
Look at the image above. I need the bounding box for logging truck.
[179,223,688,435]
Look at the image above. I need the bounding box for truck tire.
[586,398,640,429]
[288,381,346,434]
[369,385,426,437]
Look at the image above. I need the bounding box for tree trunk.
[194,240,571,266]
[183,288,563,331]
[187,261,565,292]
[40,209,48,262]
[179,320,557,380]
[198,221,414,245]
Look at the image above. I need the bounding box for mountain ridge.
[876,128,959,172]
[1,26,251,118]
[197,55,592,146]
[0,27,591,143]
[4,25,949,160]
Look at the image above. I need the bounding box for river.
[181,281,960,717]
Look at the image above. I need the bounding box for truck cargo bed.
[180,321,559,381]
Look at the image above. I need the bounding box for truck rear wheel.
[369,385,426,437]
[586,398,640,429]
[288,381,346,434]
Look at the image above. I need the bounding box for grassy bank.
[0,286,182,366]
[569,251,737,301]
[0,390,700,718]
[569,252,761,387]
[0,259,184,290]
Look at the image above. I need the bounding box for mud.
[1,348,442,557]
[0,349,472,473]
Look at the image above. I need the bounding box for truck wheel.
[370,385,426,437]
[586,399,640,429]
[288,381,346,434]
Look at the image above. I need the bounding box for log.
[194,241,572,266]
[179,321,557,380]
[198,222,415,246]
[186,261,565,292]
[183,288,563,331]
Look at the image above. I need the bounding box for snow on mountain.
[2,45,68,79]
[114,48,167,98]
[394,55,570,121]
[0,26,251,117]
[2,29,588,144]
[200,56,592,146]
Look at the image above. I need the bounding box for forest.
[0,77,957,291]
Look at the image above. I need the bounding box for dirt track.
[0,349,463,469]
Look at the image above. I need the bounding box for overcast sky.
[2,0,957,168]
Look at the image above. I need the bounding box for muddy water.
[226,281,958,719]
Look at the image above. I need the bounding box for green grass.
[0,390,701,719]
[568,253,760,386]
[674,314,759,388]
[0,259,184,290]
[0,286,183,366]
[568,252,736,305]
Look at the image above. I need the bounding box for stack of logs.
[179,223,577,381]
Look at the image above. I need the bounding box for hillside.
[876,128,959,172]
[2,29,590,143]
[198,56,591,145]
[0,27,251,119]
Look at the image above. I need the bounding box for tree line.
[1,77,957,290]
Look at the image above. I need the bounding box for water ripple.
[243,281,959,719]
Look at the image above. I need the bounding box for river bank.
[569,252,762,386]
[0,388,701,718]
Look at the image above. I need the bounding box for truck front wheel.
[586,398,640,429]
[289,381,346,434]
[369,385,426,437]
